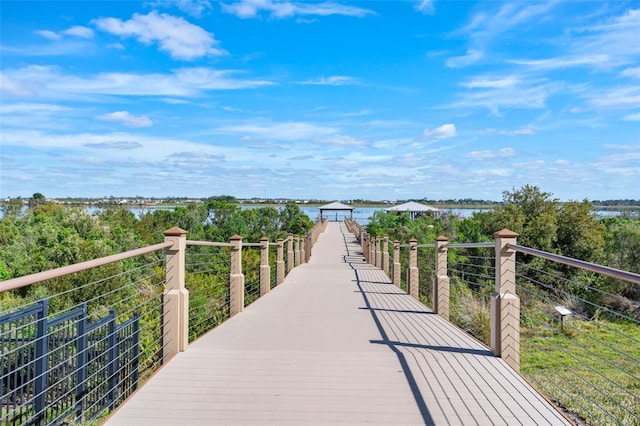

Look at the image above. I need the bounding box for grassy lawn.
[521,318,640,425]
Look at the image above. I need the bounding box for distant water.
[2,205,634,222]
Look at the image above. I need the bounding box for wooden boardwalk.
[106,223,569,425]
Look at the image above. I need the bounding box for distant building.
[385,201,441,220]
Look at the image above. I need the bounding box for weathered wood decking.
[105,223,569,425]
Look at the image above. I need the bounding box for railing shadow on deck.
[344,217,640,426]
[340,227,435,425]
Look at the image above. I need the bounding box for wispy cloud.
[481,126,535,136]
[35,25,94,40]
[455,2,560,46]
[63,26,95,38]
[148,0,213,17]
[415,0,435,15]
[423,123,457,140]
[446,49,483,68]
[35,30,62,40]
[508,54,615,71]
[586,85,640,109]
[220,0,374,19]
[448,74,563,114]
[316,134,365,147]
[466,147,517,161]
[85,141,143,150]
[217,121,337,141]
[1,65,274,99]
[300,76,359,86]
[93,11,226,60]
[97,111,154,128]
[620,67,640,79]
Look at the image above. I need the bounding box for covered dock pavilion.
[319,201,354,221]
[386,201,442,219]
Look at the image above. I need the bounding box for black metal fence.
[1,299,139,425]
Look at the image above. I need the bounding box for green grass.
[447,281,640,425]
[521,318,640,425]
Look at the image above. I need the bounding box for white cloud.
[449,74,563,114]
[587,85,640,109]
[473,168,511,177]
[446,49,483,68]
[93,11,226,60]
[508,9,640,73]
[148,0,213,17]
[0,102,71,114]
[220,0,374,19]
[509,55,616,71]
[217,121,337,141]
[317,134,365,147]
[455,2,559,46]
[63,26,94,38]
[85,141,143,150]
[300,76,359,86]
[1,65,274,99]
[0,74,36,96]
[572,8,640,60]
[462,75,519,89]
[467,147,516,160]
[35,30,62,40]
[35,26,94,41]
[97,111,154,128]
[423,123,457,140]
[620,67,640,79]
[623,112,640,121]
[482,126,535,136]
[415,0,434,15]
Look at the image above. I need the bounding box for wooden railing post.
[276,238,285,284]
[362,232,369,263]
[375,237,382,268]
[230,235,244,316]
[163,227,189,360]
[305,234,311,262]
[382,235,390,276]
[433,236,450,319]
[492,229,520,371]
[260,237,270,296]
[408,238,419,299]
[369,234,375,265]
[287,233,294,273]
[294,236,301,266]
[393,240,401,288]
[300,235,307,264]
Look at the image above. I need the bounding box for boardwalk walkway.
[106,223,569,425]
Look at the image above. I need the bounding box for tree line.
[366,185,640,315]
[0,199,313,283]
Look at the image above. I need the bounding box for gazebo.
[319,202,354,222]
[385,201,441,220]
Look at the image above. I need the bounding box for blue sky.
[1,0,639,201]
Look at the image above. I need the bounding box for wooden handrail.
[508,243,640,285]
[0,241,174,293]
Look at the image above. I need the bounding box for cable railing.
[447,245,494,346]
[515,258,640,425]
[0,244,168,426]
[0,219,329,426]
[184,243,230,342]
[417,245,435,309]
[354,224,640,426]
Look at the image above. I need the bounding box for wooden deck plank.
[105,222,569,425]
